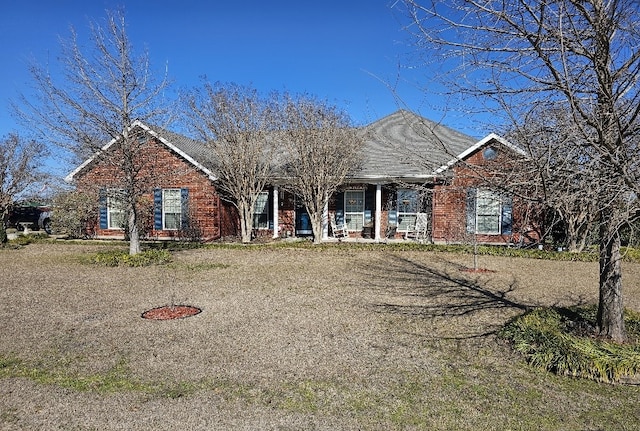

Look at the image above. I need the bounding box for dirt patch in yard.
[1,242,640,430]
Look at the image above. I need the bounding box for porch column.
[272,186,279,239]
[322,195,329,240]
[375,184,382,241]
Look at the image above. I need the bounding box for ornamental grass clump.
[500,306,640,383]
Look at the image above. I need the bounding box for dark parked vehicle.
[7,203,52,234]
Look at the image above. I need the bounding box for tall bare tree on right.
[397,0,640,342]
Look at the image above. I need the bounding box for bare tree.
[186,82,280,243]
[282,95,364,244]
[397,0,640,342]
[15,9,171,255]
[0,134,48,244]
[507,105,601,252]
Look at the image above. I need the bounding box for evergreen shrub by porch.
[500,306,640,383]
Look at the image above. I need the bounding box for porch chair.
[330,214,349,239]
[405,212,430,243]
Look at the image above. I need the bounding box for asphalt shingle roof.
[354,110,477,180]
[69,110,480,183]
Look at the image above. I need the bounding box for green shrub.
[500,306,640,383]
[88,249,172,267]
[9,233,50,246]
[51,190,98,238]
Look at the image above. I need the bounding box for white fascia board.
[133,121,218,182]
[433,133,525,175]
[64,135,120,183]
[64,120,217,183]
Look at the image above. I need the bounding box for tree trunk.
[0,210,7,244]
[239,202,252,243]
[310,210,323,245]
[597,219,626,342]
[128,205,141,255]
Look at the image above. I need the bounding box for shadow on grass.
[360,254,558,339]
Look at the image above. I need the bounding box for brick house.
[66,110,532,244]
[329,110,530,244]
[65,121,237,241]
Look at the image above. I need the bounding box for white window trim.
[253,191,270,230]
[475,190,502,235]
[162,188,182,231]
[397,189,418,233]
[107,190,125,230]
[344,190,365,232]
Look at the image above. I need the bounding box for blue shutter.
[364,185,375,214]
[154,188,162,230]
[466,188,477,234]
[335,192,344,225]
[99,189,108,229]
[501,196,513,235]
[388,210,398,226]
[180,188,189,230]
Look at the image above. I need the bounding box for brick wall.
[74,138,231,241]
[432,147,513,244]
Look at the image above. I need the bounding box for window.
[344,190,364,231]
[107,190,125,230]
[483,146,498,160]
[253,192,269,229]
[476,190,501,234]
[468,189,512,235]
[162,189,182,230]
[154,188,188,231]
[397,189,418,232]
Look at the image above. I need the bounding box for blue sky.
[1,0,485,144]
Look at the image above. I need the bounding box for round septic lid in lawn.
[142,305,202,320]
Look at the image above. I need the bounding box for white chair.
[405,212,430,242]
[330,215,349,239]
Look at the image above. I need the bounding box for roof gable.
[434,133,526,175]
[65,121,216,183]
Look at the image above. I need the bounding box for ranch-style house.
[65,110,533,244]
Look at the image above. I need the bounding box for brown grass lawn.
[1,241,639,430]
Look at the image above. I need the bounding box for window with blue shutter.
[99,189,108,229]
[388,210,398,226]
[467,188,513,235]
[180,188,189,230]
[466,188,477,234]
[153,188,162,230]
[501,196,513,235]
[335,192,344,225]
[153,188,189,231]
[252,191,269,229]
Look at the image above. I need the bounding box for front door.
[295,206,312,236]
